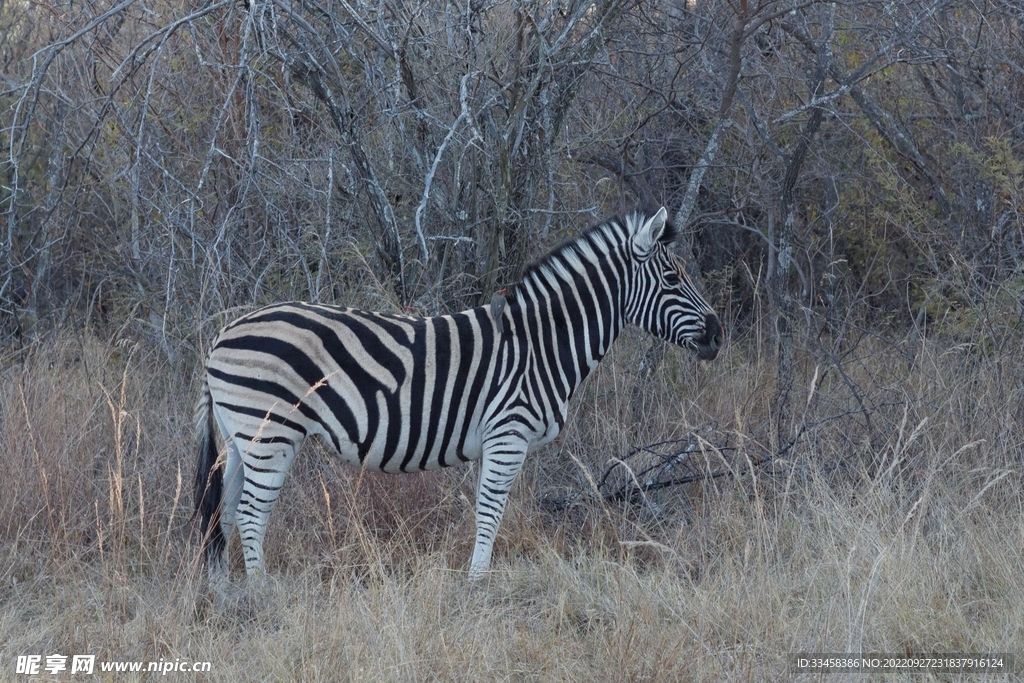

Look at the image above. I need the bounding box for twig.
[414,72,477,263]
[597,433,738,504]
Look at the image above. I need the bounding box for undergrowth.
[1,324,1022,681]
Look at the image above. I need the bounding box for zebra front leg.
[469,443,527,580]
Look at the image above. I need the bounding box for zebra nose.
[696,313,723,360]
[708,313,723,349]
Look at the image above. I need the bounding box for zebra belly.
[346,403,487,473]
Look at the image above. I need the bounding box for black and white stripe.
[195,207,722,584]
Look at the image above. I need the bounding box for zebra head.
[625,207,723,361]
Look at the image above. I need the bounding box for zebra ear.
[632,206,669,259]
[490,293,506,335]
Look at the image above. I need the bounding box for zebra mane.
[507,209,678,303]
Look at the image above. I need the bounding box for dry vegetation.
[1,321,1022,681]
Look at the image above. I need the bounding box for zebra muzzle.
[693,313,723,361]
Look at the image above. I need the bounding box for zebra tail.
[194,374,225,567]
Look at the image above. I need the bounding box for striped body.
[195,207,723,584]
[207,304,515,473]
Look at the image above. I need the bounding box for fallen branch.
[597,433,736,505]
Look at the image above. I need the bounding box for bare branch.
[414,72,478,264]
[674,0,746,230]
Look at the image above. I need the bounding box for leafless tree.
[2,0,1022,466]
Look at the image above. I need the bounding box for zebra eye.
[664,271,681,286]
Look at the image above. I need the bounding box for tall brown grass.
[1,324,1022,681]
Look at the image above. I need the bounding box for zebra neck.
[507,263,626,403]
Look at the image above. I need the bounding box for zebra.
[194,207,722,585]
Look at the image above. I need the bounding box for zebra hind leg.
[209,435,243,593]
[469,443,528,580]
[234,439,300,582]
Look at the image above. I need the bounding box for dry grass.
[1,324,1022,681]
